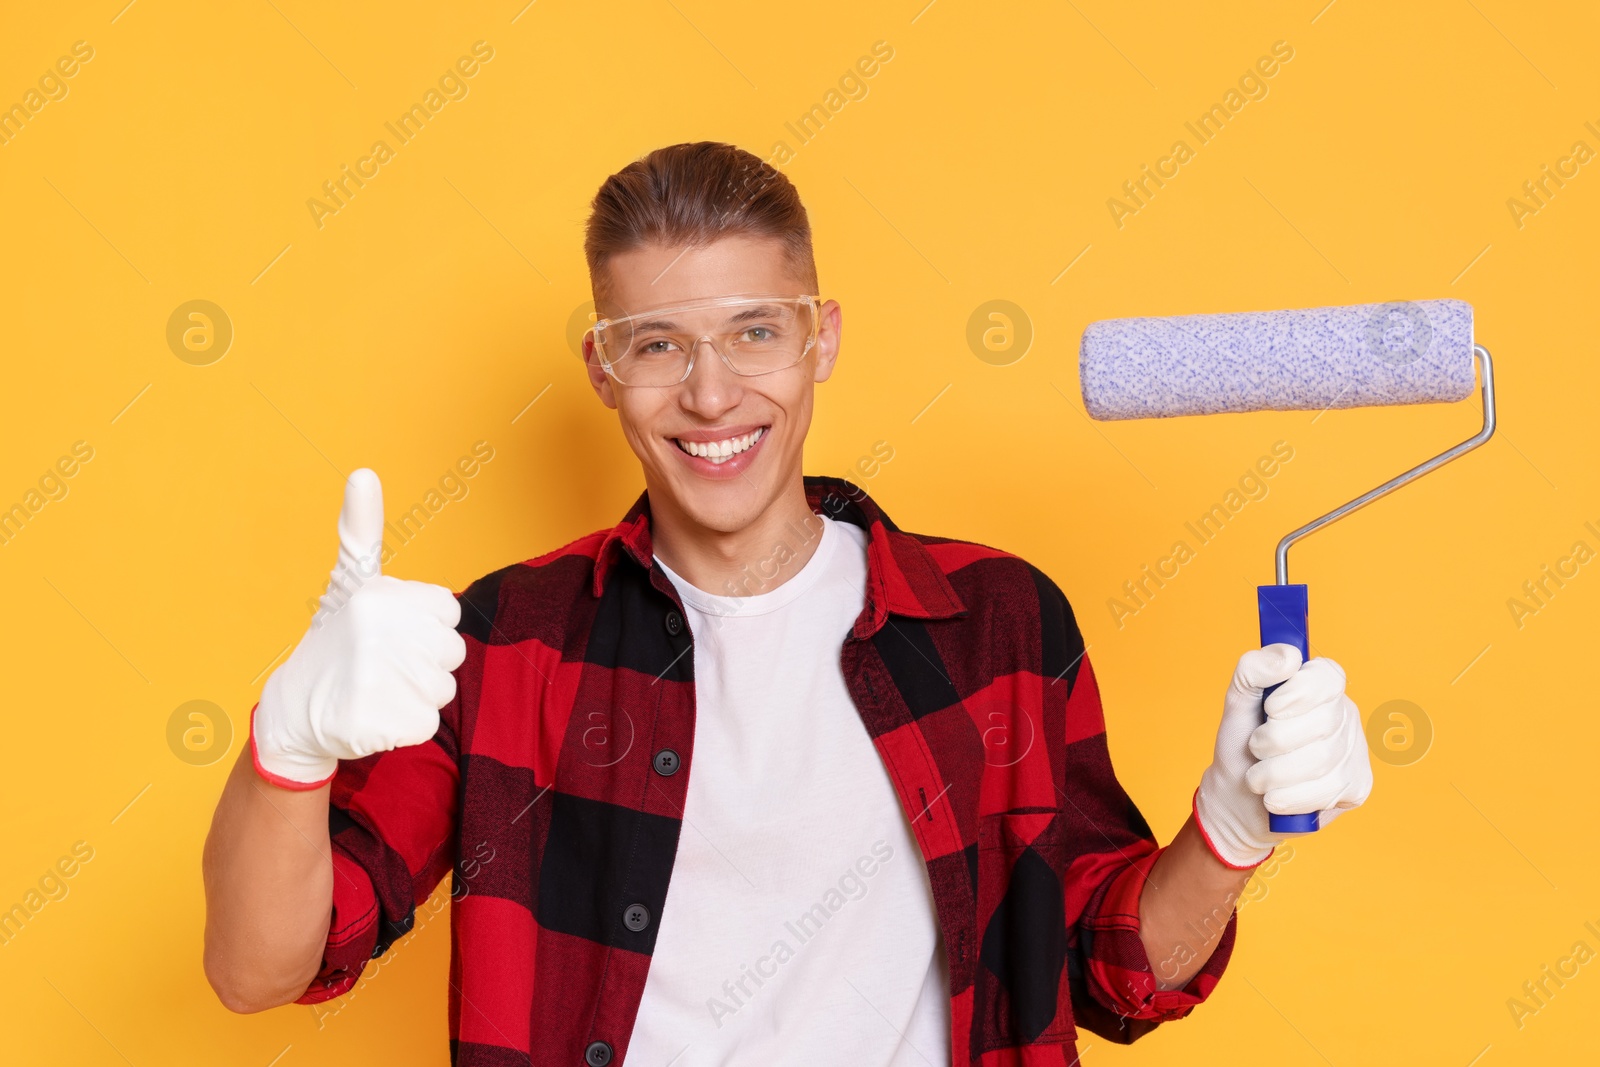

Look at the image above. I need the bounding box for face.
[583,234,841,535]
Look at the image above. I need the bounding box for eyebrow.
[629,304,786,332]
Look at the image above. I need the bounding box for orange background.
[1,1,1596,1063]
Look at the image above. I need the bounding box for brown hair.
[583,141,818,309]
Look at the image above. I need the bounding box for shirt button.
[583,1040,613,1066]
[653,748,680,776]
[664,609,684,636]
[623,903,650,932]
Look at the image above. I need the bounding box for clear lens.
[591,296,817,386]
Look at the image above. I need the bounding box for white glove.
[1193,644,1374,868]
[250,468,468,788]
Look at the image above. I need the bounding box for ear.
[811,299,842,384]
[583,334,619,409]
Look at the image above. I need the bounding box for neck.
[648,477,828,598]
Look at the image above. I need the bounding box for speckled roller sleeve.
[1078,299,1476,420]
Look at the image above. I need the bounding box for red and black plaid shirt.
[296,475,1236,1065]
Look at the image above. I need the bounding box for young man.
[203,141,1372,1066]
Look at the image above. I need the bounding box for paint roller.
[1078,299,1496,833]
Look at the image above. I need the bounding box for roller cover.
[1079,299,1475,420]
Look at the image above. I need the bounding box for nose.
[677,336,742,417]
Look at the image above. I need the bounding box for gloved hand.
[250,468,468,789]
[1193,644,1373,868]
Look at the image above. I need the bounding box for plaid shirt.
[296,475,1236,1065]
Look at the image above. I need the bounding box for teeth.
[675,427,765,464]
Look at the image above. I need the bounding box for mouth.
[669,425,769,478]
[672,426,766,463]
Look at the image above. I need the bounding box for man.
[202,141,1372,1066]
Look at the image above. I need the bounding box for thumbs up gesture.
[251,469,469,789]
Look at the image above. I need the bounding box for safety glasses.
[586,294,821,387]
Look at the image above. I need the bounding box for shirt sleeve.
[294,590,480,1005]
[1036,568,1238,1044]
[1077,842,1236,1030]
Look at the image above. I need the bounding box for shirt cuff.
[1081,845,1239,1022]
[294,848,380,1004]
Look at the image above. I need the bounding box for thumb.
[1230,643,1303,699]
[333,467,386,590]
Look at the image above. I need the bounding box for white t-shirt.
[624,512,951,1066]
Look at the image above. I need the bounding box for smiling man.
[202,141,1373,1066]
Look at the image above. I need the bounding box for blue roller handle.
[1257,584,1320,834]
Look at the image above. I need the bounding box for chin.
[671,480,768,534]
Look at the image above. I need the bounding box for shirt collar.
[591,475,967,636]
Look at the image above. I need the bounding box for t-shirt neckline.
[653,511,841,618]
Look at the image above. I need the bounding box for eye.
[742,325,778,343]
[635,337,680,357]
